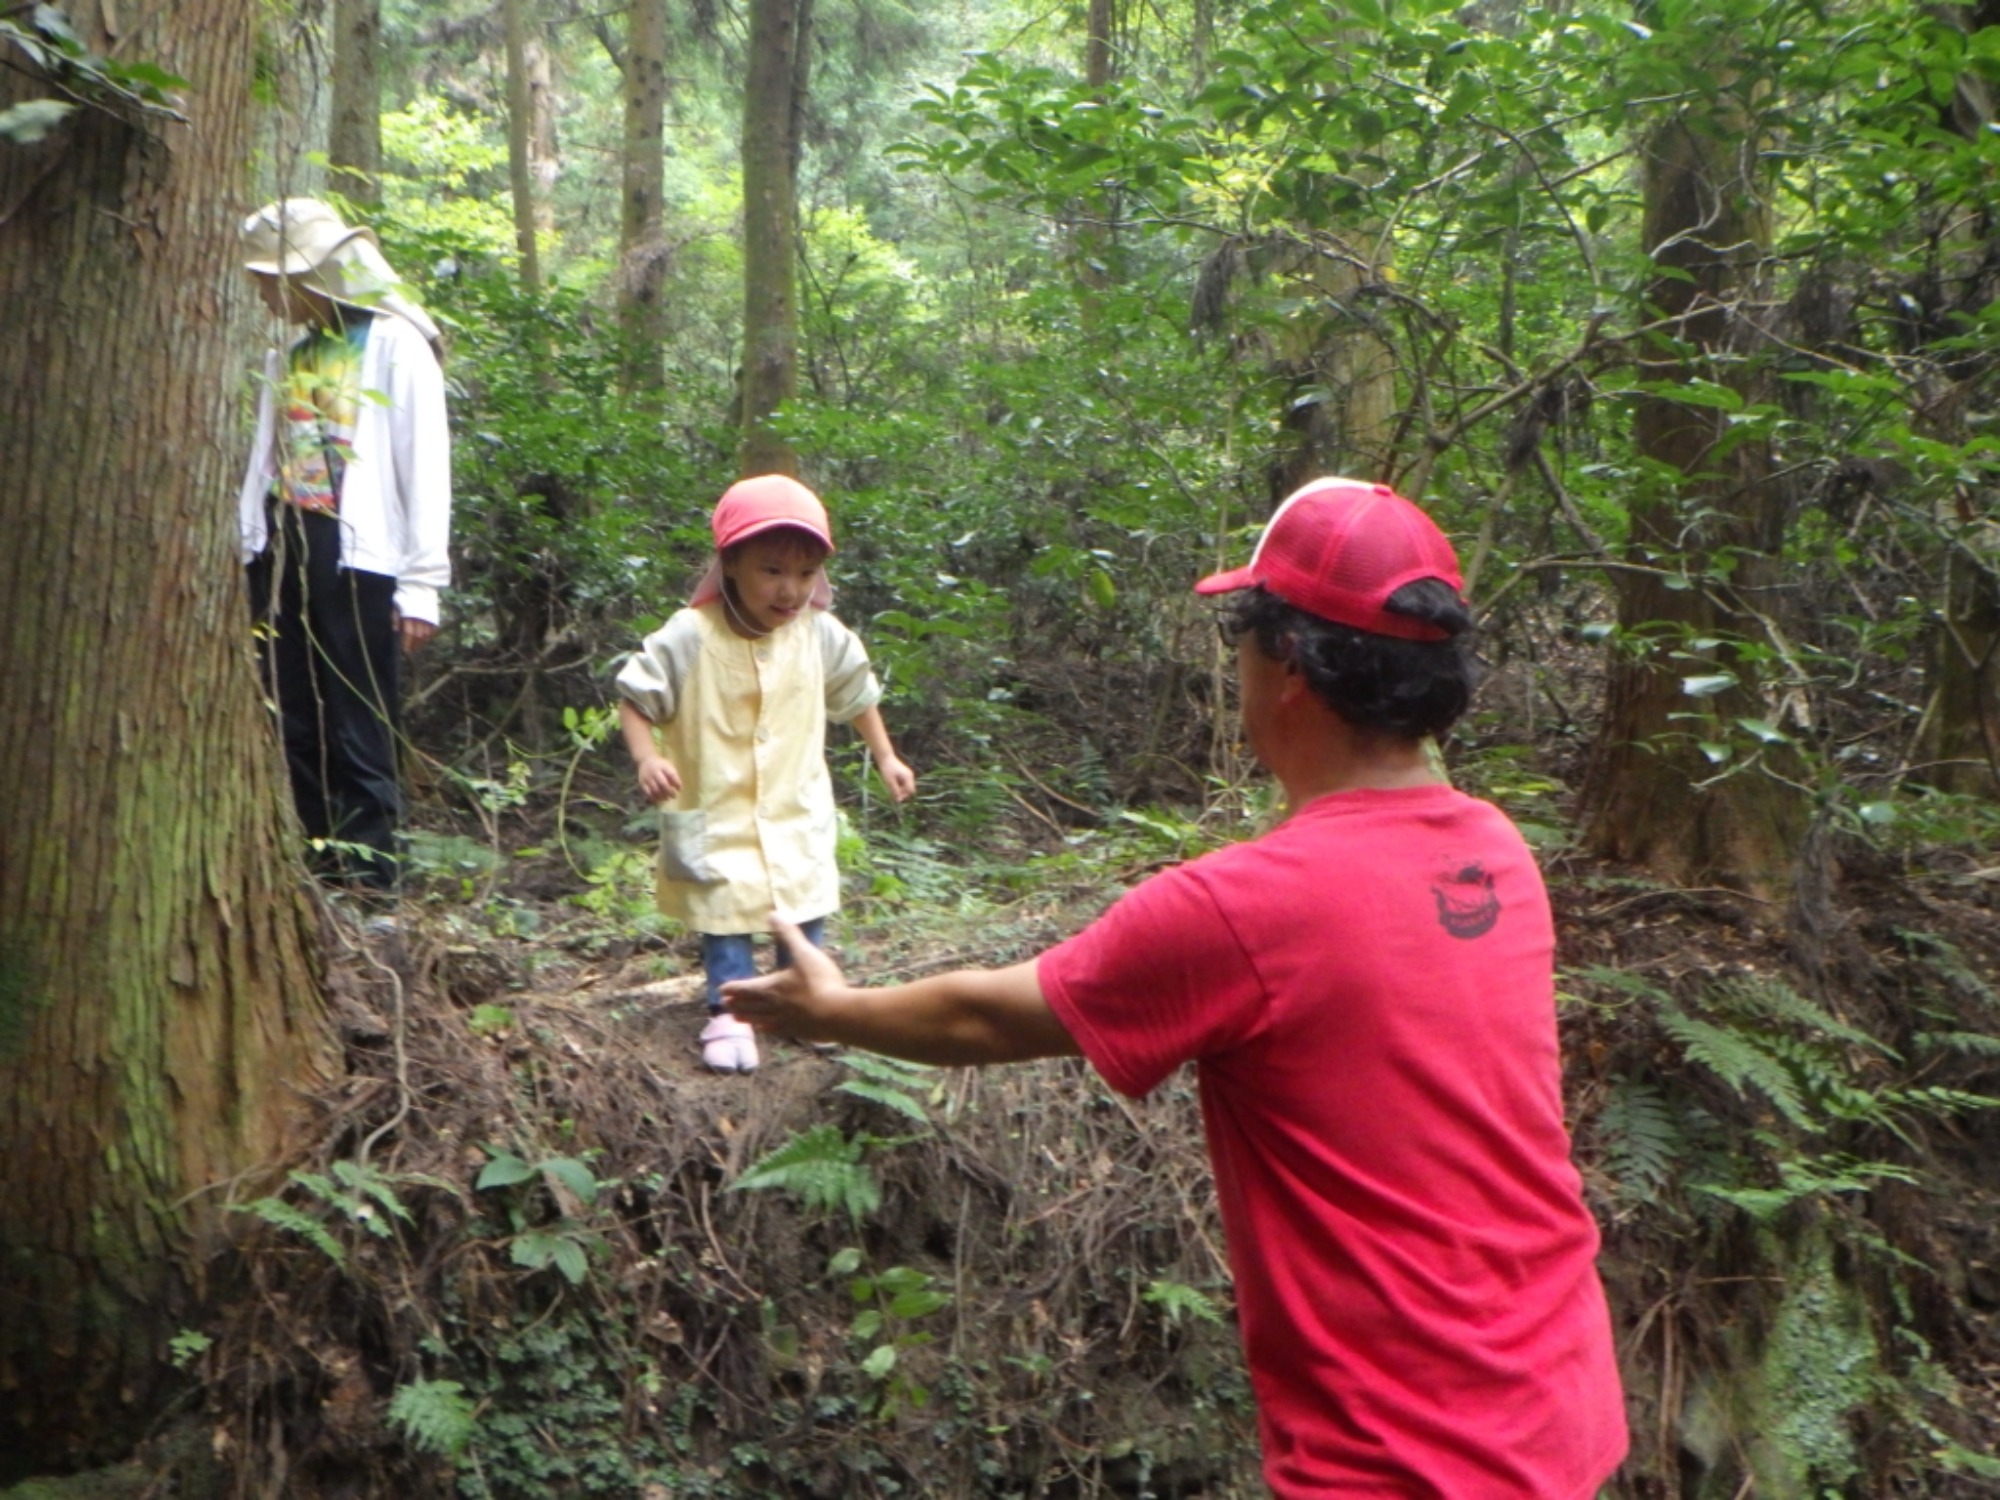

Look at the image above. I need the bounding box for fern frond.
[1913,1029,2000,1060]
[838,1052,934,1089]
[238,1197,346,1265]
[332,1161,417,1225]
[1596,1077,1686,1199]
[387,1377,477,1458]
[732,1124,881,1223]
[1660,1013,1816,1130]
[834,1053,935,1122]
[1695,1154,1916,1222]
[1566,964,1676,1010]
[837,1079,932,1125]
[1897,928,2000,1010]
[1709,974,1884,1053]
[1143,1279,1223,1328]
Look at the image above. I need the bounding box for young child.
[616,475,916,1072]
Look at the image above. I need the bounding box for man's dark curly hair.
[1220,581,1478,740]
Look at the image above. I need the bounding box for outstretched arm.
[724,918,1080,1067]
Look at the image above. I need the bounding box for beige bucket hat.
[242,198,441,346]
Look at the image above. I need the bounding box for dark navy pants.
[246,504,403,892]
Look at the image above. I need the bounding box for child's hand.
[635,754,682,804]
[878,755,916,804]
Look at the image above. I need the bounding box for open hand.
[723,917,850,1042]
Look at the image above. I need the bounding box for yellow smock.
[614,600,882,934]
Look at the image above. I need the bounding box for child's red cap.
[690,475,836,611]
[711,474,834,553]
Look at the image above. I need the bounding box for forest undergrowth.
[45,651,2000,1500]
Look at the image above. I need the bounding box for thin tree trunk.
[618,0,669,399]
[504,0,543,291]
[0,0,330,1475]
[1269,228,1398,497]
[1259,12,1396,497]
[1070,0,1117,291]
[1583,82,1806,897]
[1085,0,1113,88]
[527,28,559,239]
[739,0,811,476]
[327,0,381,204]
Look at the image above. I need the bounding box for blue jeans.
[701,918,825,1014]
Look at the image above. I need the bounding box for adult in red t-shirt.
[726,478,1629,1498]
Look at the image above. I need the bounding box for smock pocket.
[658,810,720,883]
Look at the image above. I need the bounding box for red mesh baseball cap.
[1194,477,1464,642]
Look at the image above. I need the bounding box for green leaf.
[551,1236,589,1285]
[1681,673,1737,697]
[889,1289,951,1320]
[510,1229,562,1272]
[542,1156,600,1203]
[467,1003,515,1035]
[862,1344,898,1380]
[1632,378,1744,411]
[477,1151,536,1190]
[1734,717,1790,745]
[104,58,187,95]
[0,99,74,142]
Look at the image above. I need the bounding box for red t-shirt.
[1039,785,1627,1498]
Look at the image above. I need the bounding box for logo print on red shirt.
[1432,863,1500,939]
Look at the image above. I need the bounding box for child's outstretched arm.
[619,699,682,803]
[849,704,916,802]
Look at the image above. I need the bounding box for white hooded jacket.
[237,310,453,625]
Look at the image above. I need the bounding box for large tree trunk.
[617,0,670,399]
[739,0,812,477]
[1583,81,1806,897]
[0,0,331,1478]
[1913,0,2000,798]
[327,0,381,204]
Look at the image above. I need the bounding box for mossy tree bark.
[0,0,331,1476]
[739,0,812,477]
[1583,74,1807,898]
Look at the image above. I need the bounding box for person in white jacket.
[237,198,452,897]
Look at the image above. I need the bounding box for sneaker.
[699,1013,759,1073]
